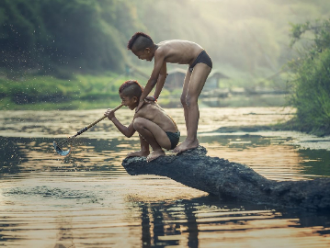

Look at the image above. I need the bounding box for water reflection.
[0,137,24,173]
[199,134,330,179]
[0,136,140,173]
[134,196,330,248]
[298,149,330,176]
[54,216,75,248]
[1,189,330,248]
[1,108,330,247]
[1,133,330,180]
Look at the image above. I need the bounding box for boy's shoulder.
[134,102,158,118]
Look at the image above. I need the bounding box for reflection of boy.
[127,32,212,154]
[104,80,180,162]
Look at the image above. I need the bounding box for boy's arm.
[136,49,166,112]
[111,117,135,138]
[105,109,135,137]
[153,63,167,100]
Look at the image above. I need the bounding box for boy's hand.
[136,96,156,113]
[104,108,116,121]
[145,96,157,102]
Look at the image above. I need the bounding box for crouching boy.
[104,80,180,162]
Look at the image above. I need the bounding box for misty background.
[0,0,329,120]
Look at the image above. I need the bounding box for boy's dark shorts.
[166,131,180,150]
[189,50,213,72]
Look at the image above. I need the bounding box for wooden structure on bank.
[204,70,229,91]
[164,68,229,91]
[164,68,186,91]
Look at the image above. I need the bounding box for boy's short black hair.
[119,80,143,98]
[127,32,154,51]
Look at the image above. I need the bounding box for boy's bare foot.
[127,150,150,158]
[173,139,199,154]
[147,150,165,162]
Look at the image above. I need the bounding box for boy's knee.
[133,117,144,129]
[180,94,186,106]
[181,94,197,107]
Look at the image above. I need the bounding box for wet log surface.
[122,146,330,212]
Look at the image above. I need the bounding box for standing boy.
[127,32,212,154]
[104,80,180,162]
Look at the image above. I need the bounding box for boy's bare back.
[155,40,204,65]
[134,102,177,133]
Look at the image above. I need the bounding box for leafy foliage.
[1,0,330,76]
[0,0,141,72]
[287,19,330,135]
[1,0,330,115]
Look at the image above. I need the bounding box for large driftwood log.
[122,146,330,211]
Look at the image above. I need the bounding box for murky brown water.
[1,107,330,248]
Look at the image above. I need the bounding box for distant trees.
[0,0,140,73]
[0,0,329,82]
[1,1,330,117]
[287,19,330,135]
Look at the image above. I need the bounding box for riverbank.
[1,73,328,137]
[0,71,289,110]
[0,74,127,110]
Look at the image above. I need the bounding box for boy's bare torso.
[134,102,178,133]
[156,40,204,65]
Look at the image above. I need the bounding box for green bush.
[287,19,330,135]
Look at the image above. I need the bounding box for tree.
[287,19,330,135]
[0,0,141,73]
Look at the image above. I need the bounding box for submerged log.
[122,146,330,211]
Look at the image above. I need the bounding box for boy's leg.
[127,134,150,158]
[174,68,192,151]
[174,63,211,153]
[133,117,171,162]
[181,70,191,133]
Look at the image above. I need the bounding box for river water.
[1,107,330,248]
